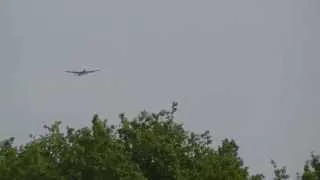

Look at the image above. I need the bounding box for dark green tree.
[270,159,290,180]
[116,102,261,180]
[0,102,267,179]
[0,118,145,179]
[301,152,320,180]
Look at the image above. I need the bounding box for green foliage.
[270,159,290,180]
[301,152,320,180]
[0,102,316,179]
[0,118,145,180]
[249,174,265,180]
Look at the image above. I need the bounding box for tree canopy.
[0,102,318,179]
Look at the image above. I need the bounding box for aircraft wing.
[65,70,79,73]
[86,69,100,73]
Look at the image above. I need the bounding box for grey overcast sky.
[1,0,319,178]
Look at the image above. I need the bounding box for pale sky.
[1,0,319,178]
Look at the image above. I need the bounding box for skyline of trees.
[0,102,318,179]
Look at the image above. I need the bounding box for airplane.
[65,68,100,76]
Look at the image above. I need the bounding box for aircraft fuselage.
[65,68,100,76]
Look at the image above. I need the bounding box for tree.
[0,119,145,179]
[117,102,261,180]
[270,159,290,180]
[301,152,320,180]
[0,102,269,179]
